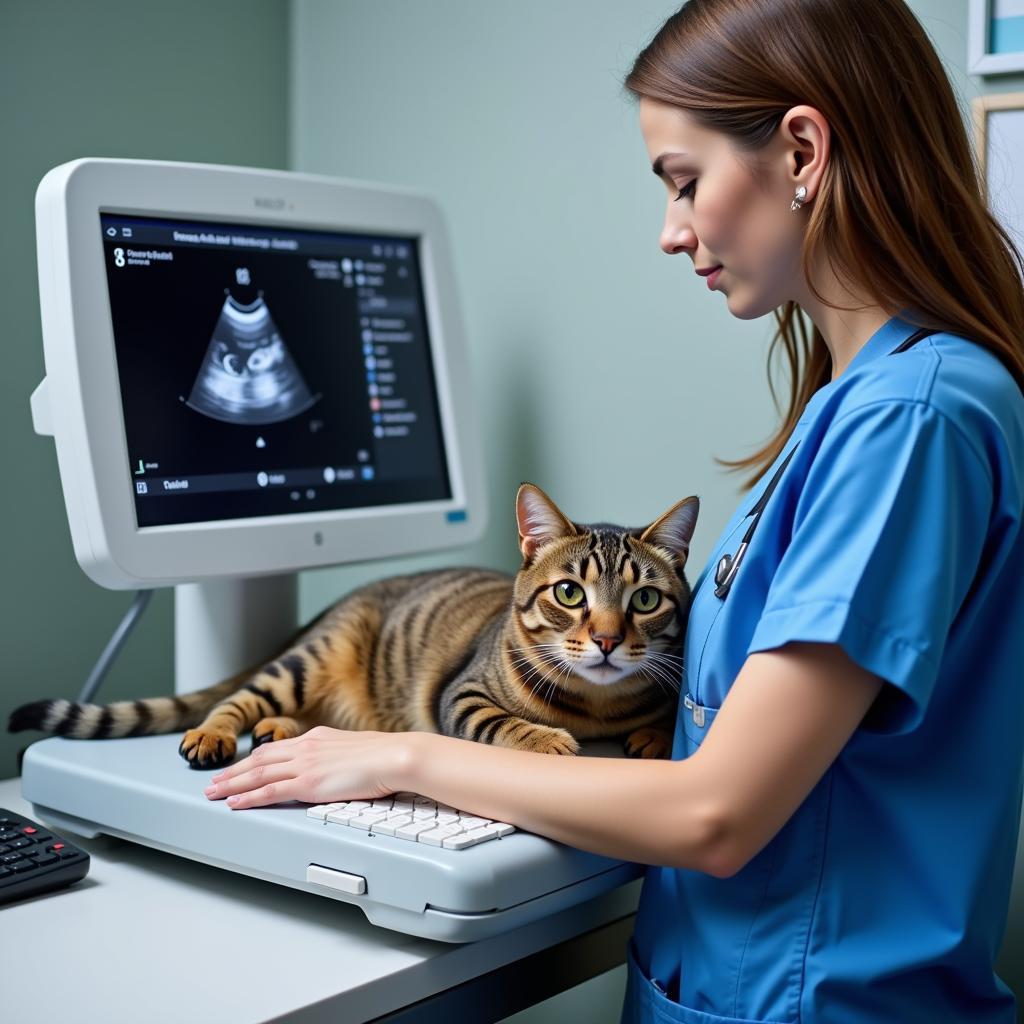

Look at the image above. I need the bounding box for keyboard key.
[417,823,466,847]
[482,822,516,837]
[395,820,437,841]
[459,826,499,845]
[349,812,388,830]
[457,816,492,829]
[307,803,347,820]
[11,860,34,873]
[326,807,362,824]
[372,815,412,836]
[442,831,487,850]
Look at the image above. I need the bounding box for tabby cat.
[9,484,699,771]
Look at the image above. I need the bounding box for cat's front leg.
[252,716,306,746]
[178,726,237,770]
[439,683,580,755]
[624,720,674,759]
[489,715,580,756]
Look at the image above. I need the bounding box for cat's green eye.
[553,581,586,607]
[630,587,661,613]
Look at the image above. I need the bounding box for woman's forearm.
[391,732,728,874]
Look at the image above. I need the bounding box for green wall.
[0,0,290,776]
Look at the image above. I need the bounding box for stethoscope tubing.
[712,326,937,600]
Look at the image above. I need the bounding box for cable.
[77,590,153,703]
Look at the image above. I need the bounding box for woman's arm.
[205,640,883,877]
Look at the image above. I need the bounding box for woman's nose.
[659,194,700,254]
[660,211,697,256]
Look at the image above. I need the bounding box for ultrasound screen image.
[187,292,318,426]
[99,213,452,528]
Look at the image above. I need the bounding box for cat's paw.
[624,727,672,759]
[252,716,303,747]
[518,726,580,756]
[179,728,237,770]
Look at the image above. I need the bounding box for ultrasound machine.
[21,158,643,942]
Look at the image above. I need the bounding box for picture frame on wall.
[972,92,1024,257]
[969,0,1024,74]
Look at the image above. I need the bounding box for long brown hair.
[624,0,1024,491]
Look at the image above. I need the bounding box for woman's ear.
[515,483,577,561]
[779,104,830,204]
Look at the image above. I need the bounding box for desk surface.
[0,777,640,1023]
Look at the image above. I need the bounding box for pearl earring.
[790,185,808,212]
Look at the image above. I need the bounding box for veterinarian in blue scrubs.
[619,1,1024,1021]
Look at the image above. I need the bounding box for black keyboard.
[0,808,90,905]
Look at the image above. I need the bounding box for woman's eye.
[630,587,661,613]
[674,180,696,202]
[553,581,586,607]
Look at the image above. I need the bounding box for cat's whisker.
[646,659,683,686]
[507,643,564,654]
[645,651,687,673]
[646,647,685,663]
[649,655,685,670]
[637,661,683,696]
[522,651,567,704]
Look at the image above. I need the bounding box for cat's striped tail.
[7,675,247,739]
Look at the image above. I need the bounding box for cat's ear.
[516,483,578,561]
[639,496,699,565]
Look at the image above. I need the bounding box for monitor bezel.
[35,158,486,588]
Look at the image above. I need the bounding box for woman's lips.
[706,266,723,289]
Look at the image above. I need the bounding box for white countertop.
[0,776,640,1022]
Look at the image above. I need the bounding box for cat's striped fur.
[9,484,699,770]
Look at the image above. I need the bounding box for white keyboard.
[307,791,516,851]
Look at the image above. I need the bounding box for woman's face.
[639,97,806,319]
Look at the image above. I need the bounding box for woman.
[204,1,1024,1020]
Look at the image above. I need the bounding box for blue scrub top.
[623,314,1024,1024]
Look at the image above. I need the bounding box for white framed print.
[969,0,1024,74]
[972,92,1024,257]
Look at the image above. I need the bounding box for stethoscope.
[713,326,937,599]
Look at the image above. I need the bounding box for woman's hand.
[201,725,419,809]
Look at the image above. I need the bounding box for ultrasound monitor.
[31,158,486,691]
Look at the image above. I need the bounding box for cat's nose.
[590,631,624,655]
